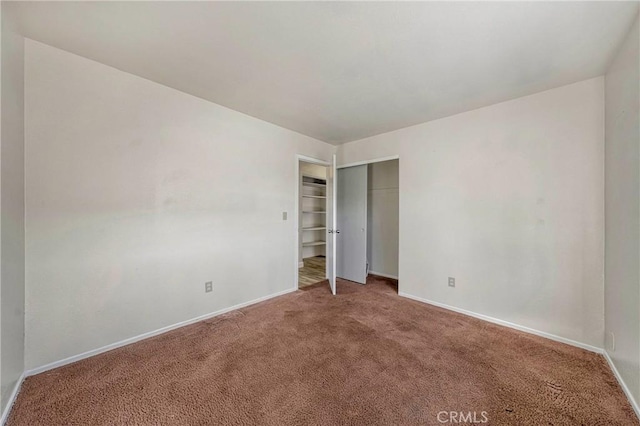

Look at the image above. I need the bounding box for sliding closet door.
[336,165,368,284]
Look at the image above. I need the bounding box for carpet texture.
[8,276,638,425]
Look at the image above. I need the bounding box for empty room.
[1,1,639,425]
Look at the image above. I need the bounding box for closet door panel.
[336,165,368,284]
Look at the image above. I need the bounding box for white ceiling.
[8,1,639,144]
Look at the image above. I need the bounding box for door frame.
[337,155,400,170]
[294,155,331,290]
[337,154,401,292]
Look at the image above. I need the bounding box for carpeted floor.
[8,276,638,425]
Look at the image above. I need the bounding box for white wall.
[338,78,604,348]
[367,160,398,278]
[0,4,25,414]
[604,13,640,406]
[24,39,335,370]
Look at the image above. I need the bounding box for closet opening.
[298,160,330,289]
[337,158,399,294]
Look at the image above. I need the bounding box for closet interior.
[298,162,328,288]
[336,159,399,286]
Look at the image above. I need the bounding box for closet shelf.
[302,174,327,181]
[302,241,326,247]
[300,172,327,253]
[302,182,326,188]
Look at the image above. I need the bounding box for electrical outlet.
[205,281,213,293]
[282,211,288,220]
[448,277,455,287]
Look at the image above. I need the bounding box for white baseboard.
[298,261,304,268]
[398,292,603,354]
[1,372,26,426]
[369,271,398,280]
[603,351,640,420]
[25,287,297,377]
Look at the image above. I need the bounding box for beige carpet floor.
[7,276,638,425]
